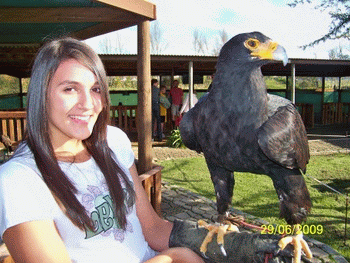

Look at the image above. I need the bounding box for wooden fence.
[0,111,27,149]
[322,102,350,125]
[110,105,138,137]
[296,103,314,128]
[0,106,138,149]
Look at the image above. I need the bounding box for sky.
[85,0,348,59]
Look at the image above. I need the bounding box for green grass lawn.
[159,153,350,260]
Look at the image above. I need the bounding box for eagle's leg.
[206,161,235,222]
[198,162,240,256]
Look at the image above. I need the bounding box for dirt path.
[132,137,350,162]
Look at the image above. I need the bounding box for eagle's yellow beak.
[244,38,288,66]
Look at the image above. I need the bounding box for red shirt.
[170,87,183,105]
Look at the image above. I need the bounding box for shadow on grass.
[160,156,350,260]
[162,159,215,195]
[311,179,350,194]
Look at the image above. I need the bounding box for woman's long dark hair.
[21,37,135,231]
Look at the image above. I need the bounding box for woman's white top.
[0,126,157,262]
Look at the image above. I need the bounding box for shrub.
[166,129,186,148]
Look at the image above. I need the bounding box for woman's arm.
[129,163,173,251]
[129,164,204,263]
[3,220,72,263]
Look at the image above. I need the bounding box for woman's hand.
[145,247,204,263]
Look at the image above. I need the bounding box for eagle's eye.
[245,38,260,49]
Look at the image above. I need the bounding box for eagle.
[179,32,312,226]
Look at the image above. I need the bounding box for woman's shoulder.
[106,125,135,168]
[107,125,130,144]
[0,153,39,183]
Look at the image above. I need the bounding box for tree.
[99,36,113,54]
[212,29,229,56]
[0,75,20,95]
[98,33,126,54]
[193,29,209,55]
[289,0,350,48]
[150,21,168,54]
[328,45,350,59]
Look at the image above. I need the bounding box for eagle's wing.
[257,95,310,173]
[179,95,209,153]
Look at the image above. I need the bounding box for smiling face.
[47,59,103,149]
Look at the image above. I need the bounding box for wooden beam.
[188,61,194,108]
[0,7,138,23]
[96,0,156,20]
[136,20,152,174]
[291,63,296,104]
[74,21,138,40]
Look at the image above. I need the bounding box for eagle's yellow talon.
[197,220,239,257]
[299,236,312,259]
[197,219,208,227]
[199,229,215,254]
[278,232,312,263]
[278,236,293,250]
[217,225,228,244]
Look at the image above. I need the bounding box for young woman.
[0,37,203,263]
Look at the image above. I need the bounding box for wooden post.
[291,63,296,104]
[137,20,152,174]
[285,76,289,99]
[321,77,326,124]
[19,77,23,109]
[321,77,325,104]
[189,61,194,108]
[338,77,342,103]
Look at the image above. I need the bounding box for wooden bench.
[0,111,27,152]
[139,164,163,216]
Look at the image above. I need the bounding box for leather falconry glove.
[169,219,312,263]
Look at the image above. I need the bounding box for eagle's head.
[218,31,288,68]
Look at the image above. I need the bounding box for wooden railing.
[139,165,163,216]
[296,103,314,128]
[110,105,138,136]
[0,111,27,149]
[0,106,138,150]
[322,102,350,125]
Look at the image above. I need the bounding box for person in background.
[169,80,183,128]
[151,78,162,142]
[159,85,171,139]
[0,37,204,263]
[179,91,198,116]
[170,80,183,129]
